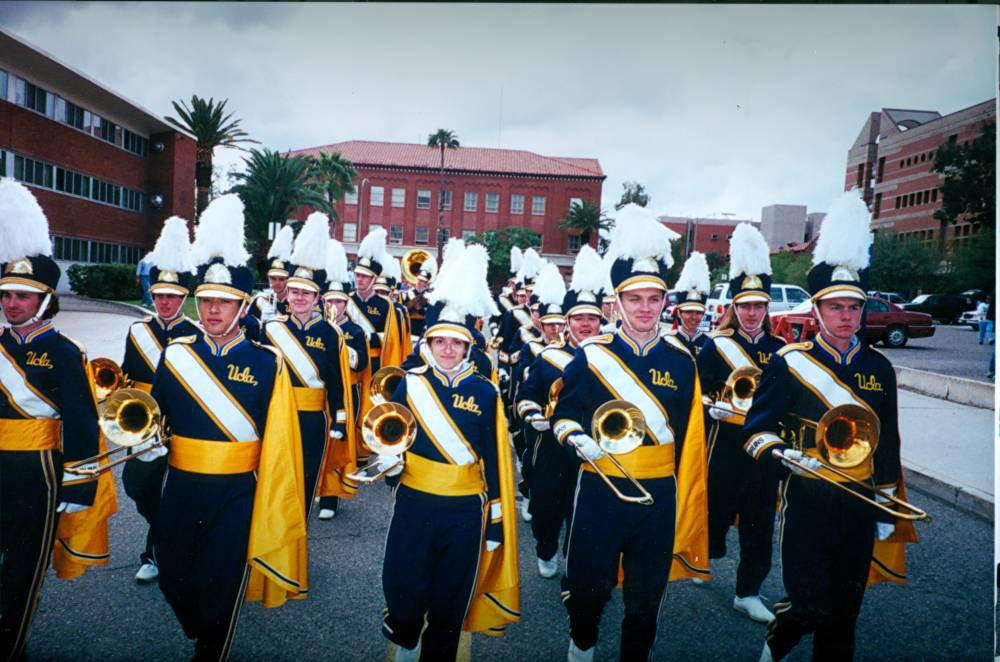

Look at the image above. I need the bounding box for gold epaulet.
[581,333,613,347]
[709,328,734,338]
[171,335,198,345]
[777,341,812,356]
[409,364,430,374]
[661,334,693,357]
[59,333,88,356]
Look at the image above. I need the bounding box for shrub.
[67,264,141,300]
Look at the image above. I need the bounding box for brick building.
[844,99,995,247]
[287,140,604,268]
[0,28,196,290]
[658,215,759,257]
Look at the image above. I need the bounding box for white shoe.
[318,508,336,520]
[393,643,420,662]
[537,555,558,578]
[135,563,158,583]
[567,639,594,662]
[734,595,775,624]
[691,576,706,585]
[521,498,533,522]
[759,640,775,662]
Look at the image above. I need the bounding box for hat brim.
[540,314,566,325]
[616,275,667,293]
[286,279,321,294]
[194,284,248,301]
[0,278,49,294]
[732,292,770,305]
[567,304,603,318]
[425,322,473,343]
[267,269,289,278]
[149,284,189,296]
[811,285,866,302]
[676,302,706,312]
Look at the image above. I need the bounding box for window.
[876,157,885,183]
[342,223,357,242]
[390,187,405,208]
[60,99,87,131]
[908,193,915,206]
[895,196,901,209]
[931,188,937,202]
[370,186,384,207]
[855,164,864,188]
[389,224,404,244]
[462,229,476,240]
[0,70,6,101]
[948,134,958,144]
[15,78,51,115]
[768,287,785,303]
[510,194,525,215]
[899,159,904,169]
[417,189,432,209]
[439,228,450,243]
[0,150,5,177]
[873,192,882,219]
[464,191,478,212]
[568,235,581,253]
[710,233,719,241]
[867,298,888,313]
[785,288,809,305]
[569,197,583,210]
[122,129,148,156]
[919,153,925,163]
[442,190,452,210]
[344,189,358,205]
[485,192,499,213]
[532,195,546,216]
[415,226,429,245]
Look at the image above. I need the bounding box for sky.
[0,2,995,221]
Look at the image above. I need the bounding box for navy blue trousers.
[562,471,677,661]
[122,453,168,565]
[382,485,484,661]
[298,410,330,522]
[156,468,254,661]
[528,432,576,561]
[0,451,60,662]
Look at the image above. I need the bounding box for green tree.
[558,200,612,245]
[469,226,541,289]
[166,96,259,219]
[308,151,359,229]
[870,231,941,298]
[770,251,812,289]
[427,129,460,256]
[932,121,995,250]
[231,148,330,273]
[945,229,995,293]
[615,181,650,210]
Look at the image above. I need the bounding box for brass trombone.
[91,357,128,402]
[579,400,655,506]
[702,365,762,418]
[401,248,434,286]
[543,378,563,419]
[778,404,930,522]
[347,402,417,483]
[64,386,164,477]
[369,366,405,406]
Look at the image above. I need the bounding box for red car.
[771,297,934,348]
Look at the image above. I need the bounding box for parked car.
[900,293,973,324]
[867,290,907,305]
[704,282,811,326]
[771,297,935,348]
[958,308,985,331]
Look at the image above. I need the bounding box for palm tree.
[308,151,359,232]
[558,200,613,245]
[427,129,460,255]
[616,181,650,210]
[166,95,259,219]
[231,148,330,273]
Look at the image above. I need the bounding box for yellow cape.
[319,328,359,499]
[669,372,710,581]
[380,302,404,369]
[867,478,919,587]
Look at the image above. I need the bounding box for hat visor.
[355,266,377,278]
[811,285,866,302]
[267,269,289,278]
[286,278,320,293]
[149,283,189,296]
[424,322,473,343]
[616,275,667,294]
[539,314,566,325]
[567,304,603,318]
[323,291,350,301]
[732,292,770,305]
[675,302,706,312]
[0,278,49,294]
[194,284,247,301]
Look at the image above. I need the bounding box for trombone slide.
[346,457,403,484]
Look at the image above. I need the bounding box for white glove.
[376,453,404,477]
[57,502,89,514]
[527,414,550,432]
[498,368,509,381]
[570,434,605,461]
[779,449,822,476]
[708,405,730,421]
[486,540,501,552]
[330,429,344,440]
[876,522,895,541]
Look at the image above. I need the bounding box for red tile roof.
[287,140,604,179]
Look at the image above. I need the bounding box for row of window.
[898,149,936,170]
[52,236,144,265]
[338,221,582,253]
[2,68,149,157]
[894,188,938,210]
[345,186,577,216]
[7,150,146,213]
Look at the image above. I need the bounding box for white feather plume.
[427,243,498,318]
[533,262,567,306]
[728,222,771,279]
[325,239,349,283]
[267,224,295,260]
[357,226,389,263]
[433,238,466,289]
[192,194,249,266]
[601,252,615,294]
[674,251,711,294]
[569,245,606,294]
[290,211,329,271]
[607,204,677,268]
[517,247,543,281]
[419,255,438,278]
[812,190,872,270]
[150,216,195,273]
[509,246,523,274]
[0,177,51,261]
[384,256,402,281]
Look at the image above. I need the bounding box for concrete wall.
[760,204,807,248]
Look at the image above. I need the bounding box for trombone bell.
[349,402,417,484]
[720,365,761,416]
[90,357,125,402]
[64,388,164,477]
[369,366,405,406]
[401,249,434,286]
[584,400,654,505]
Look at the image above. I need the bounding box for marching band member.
[152,195,306,661]
[551,204,707,662]
[263,212,349,520]
[249,224,294,323]
[0,179,115,661]
[317,238,368,521]
[517,245,604,579]
[496,247,542,366]
[379,257,413,359]
[120,216,199,584]
[696,224,785,623]
[381,243,518,661]
[599,253,620,333]
[402,256,436,337]
[744,192,916,662]
[669,251,711,356]
[496,245,522,314]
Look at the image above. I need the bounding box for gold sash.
[169,435,261,474]
[292,387,326,412]
[582,443,675,480]
[400,453,485,496]
[0,418,61,450]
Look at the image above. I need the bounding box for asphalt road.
[27,466,992,661]
[876,323,994,383]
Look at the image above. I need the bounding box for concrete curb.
[904,463,993,522]
[60,295,148,319]
[895,365,993,409]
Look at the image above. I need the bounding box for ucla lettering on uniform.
[305,336,326,350]
[648,368,678,390]
[854,372,883,392]
[451,393,482,415]
[757,351,771,365]
[24,351,53,369]
[227,364,259,386]
[367,305,380,316]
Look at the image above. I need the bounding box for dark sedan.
[900,293,973,324]
[771,297,935,348]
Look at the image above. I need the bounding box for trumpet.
[347,402,417,483]
[779,404,930,522]
[64,387,164,477]
[370,366,405,406]
[581,400,654,506]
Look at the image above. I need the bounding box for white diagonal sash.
[0,345,58,418]
[266,323,324,388]
[783,350,873,413]
[164,345,259,442]
[131,322,163,371]
[347,299,376,335]
[583,344,673,445]
[714,336,754,371]
[405,374,476,465]
[512,308,532,328]
[541,348,572,371]
[662,334,691,356]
